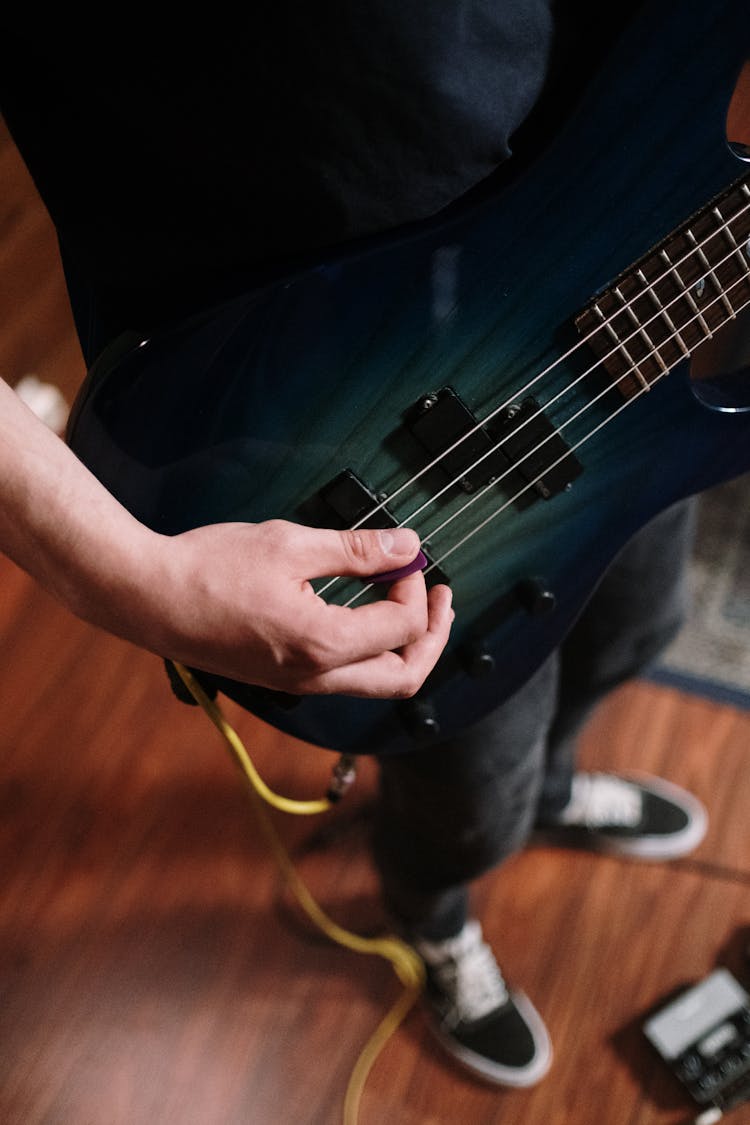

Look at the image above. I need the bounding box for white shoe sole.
[427,990,553,1088]
[535,772,708,860]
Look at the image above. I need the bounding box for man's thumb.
[338,526,426,581]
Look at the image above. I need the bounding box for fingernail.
[379,528,418,556]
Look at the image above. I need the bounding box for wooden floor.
[2,118,750,1125]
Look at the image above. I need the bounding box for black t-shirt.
[1,3,554,306]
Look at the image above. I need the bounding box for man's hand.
[142,519,454,698]
[1,377,453,699]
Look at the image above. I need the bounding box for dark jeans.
[372,498,696,940]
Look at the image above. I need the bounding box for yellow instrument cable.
[171,661,425,1125]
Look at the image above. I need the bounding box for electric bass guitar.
[67,0,750,756]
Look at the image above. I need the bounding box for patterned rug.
[649,473,750,709]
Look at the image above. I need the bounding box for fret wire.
[613,284,669,376]
[687,227,735,320]
[718,204,750,283]
[584,183,750,372]
[713,203,750,319]
[592,303,650,391]
[636,267,690,357]
[659,248,712,339]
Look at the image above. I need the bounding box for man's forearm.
[0,375,157,628]
[0,376,454,697]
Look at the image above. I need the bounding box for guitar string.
[428,281,750,575]
[312,187,750,598]
[386,231,750,538]
[314,189,750,598]
[315,182,750,598]
[346,278,750,608]
[343,273,750,606]
[319,214,750,603]
[346,280,750,607]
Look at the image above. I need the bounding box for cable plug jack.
[327,754,358,802]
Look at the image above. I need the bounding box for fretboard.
[576,174,750,398]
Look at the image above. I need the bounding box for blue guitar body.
[68,0,750,755]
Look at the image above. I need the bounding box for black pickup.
[407,387,582,508]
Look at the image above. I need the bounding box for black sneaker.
[535,772,708,859]
[415,920,552,1087]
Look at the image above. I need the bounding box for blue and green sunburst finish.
[68,0,750,754]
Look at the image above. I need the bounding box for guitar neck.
[576,174,750,398]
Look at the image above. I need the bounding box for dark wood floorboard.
[2,116,750,1125]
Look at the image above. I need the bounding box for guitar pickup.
[310,469,450,585]
[487,397,583,506]
[407,387,582,508]
[406,387,507,494]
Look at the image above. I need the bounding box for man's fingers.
[297,583,454,697]
[159,518,450,699]
[300,570,435,670]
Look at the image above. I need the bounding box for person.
[0,1,710,1093]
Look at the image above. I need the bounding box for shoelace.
[563,772,643,829]
[429,923,509,1026]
